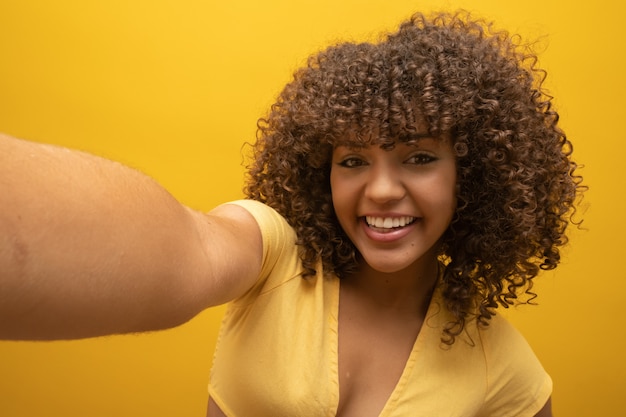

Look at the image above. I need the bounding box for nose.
[364,162,406,204]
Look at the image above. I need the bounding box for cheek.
[424,175,457,219]
[330,179,359,235]
[442,167,458,208]
[443,183,458,214]
[331,188,351,221]
[330,175,345,218]
[329,172,353,208]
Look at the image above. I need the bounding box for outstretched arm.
[0,134,261,340]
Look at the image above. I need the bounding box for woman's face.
[330,137,457,274]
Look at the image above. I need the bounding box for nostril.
[364,179,406,203]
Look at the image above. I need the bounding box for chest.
[209,277,488,417]
[336,292,424,417]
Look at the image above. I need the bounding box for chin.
[361,258,415,274]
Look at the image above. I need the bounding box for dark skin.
[335,261,438,416]
[0,134,554,416]
[206,252,553,417]
[205,139,554,416]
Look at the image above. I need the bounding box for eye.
[338,157,367,168]
[406,153,437,165]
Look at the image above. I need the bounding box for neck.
[342,256,440,316]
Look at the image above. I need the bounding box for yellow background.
[0,1,624,416]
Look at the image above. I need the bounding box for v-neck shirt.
[208,200,552,416]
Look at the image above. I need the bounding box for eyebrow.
[398,132,434,143]
[332,130,436,150]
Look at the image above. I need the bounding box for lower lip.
[360,218,418,243]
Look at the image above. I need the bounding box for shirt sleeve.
[220,199,302,305]
[476,314,553,417]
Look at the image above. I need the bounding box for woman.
[0,11,582,417]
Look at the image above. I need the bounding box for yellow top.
[208,199,552,417]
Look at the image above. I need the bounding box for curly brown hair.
[244,11,583,343]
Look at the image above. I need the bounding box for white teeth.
[365,216,415,229]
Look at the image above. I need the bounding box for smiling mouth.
[365,216,417,229]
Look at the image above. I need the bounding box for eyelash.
[406,153,437,165]
[337,153,437,167]
[338,157,366,168]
